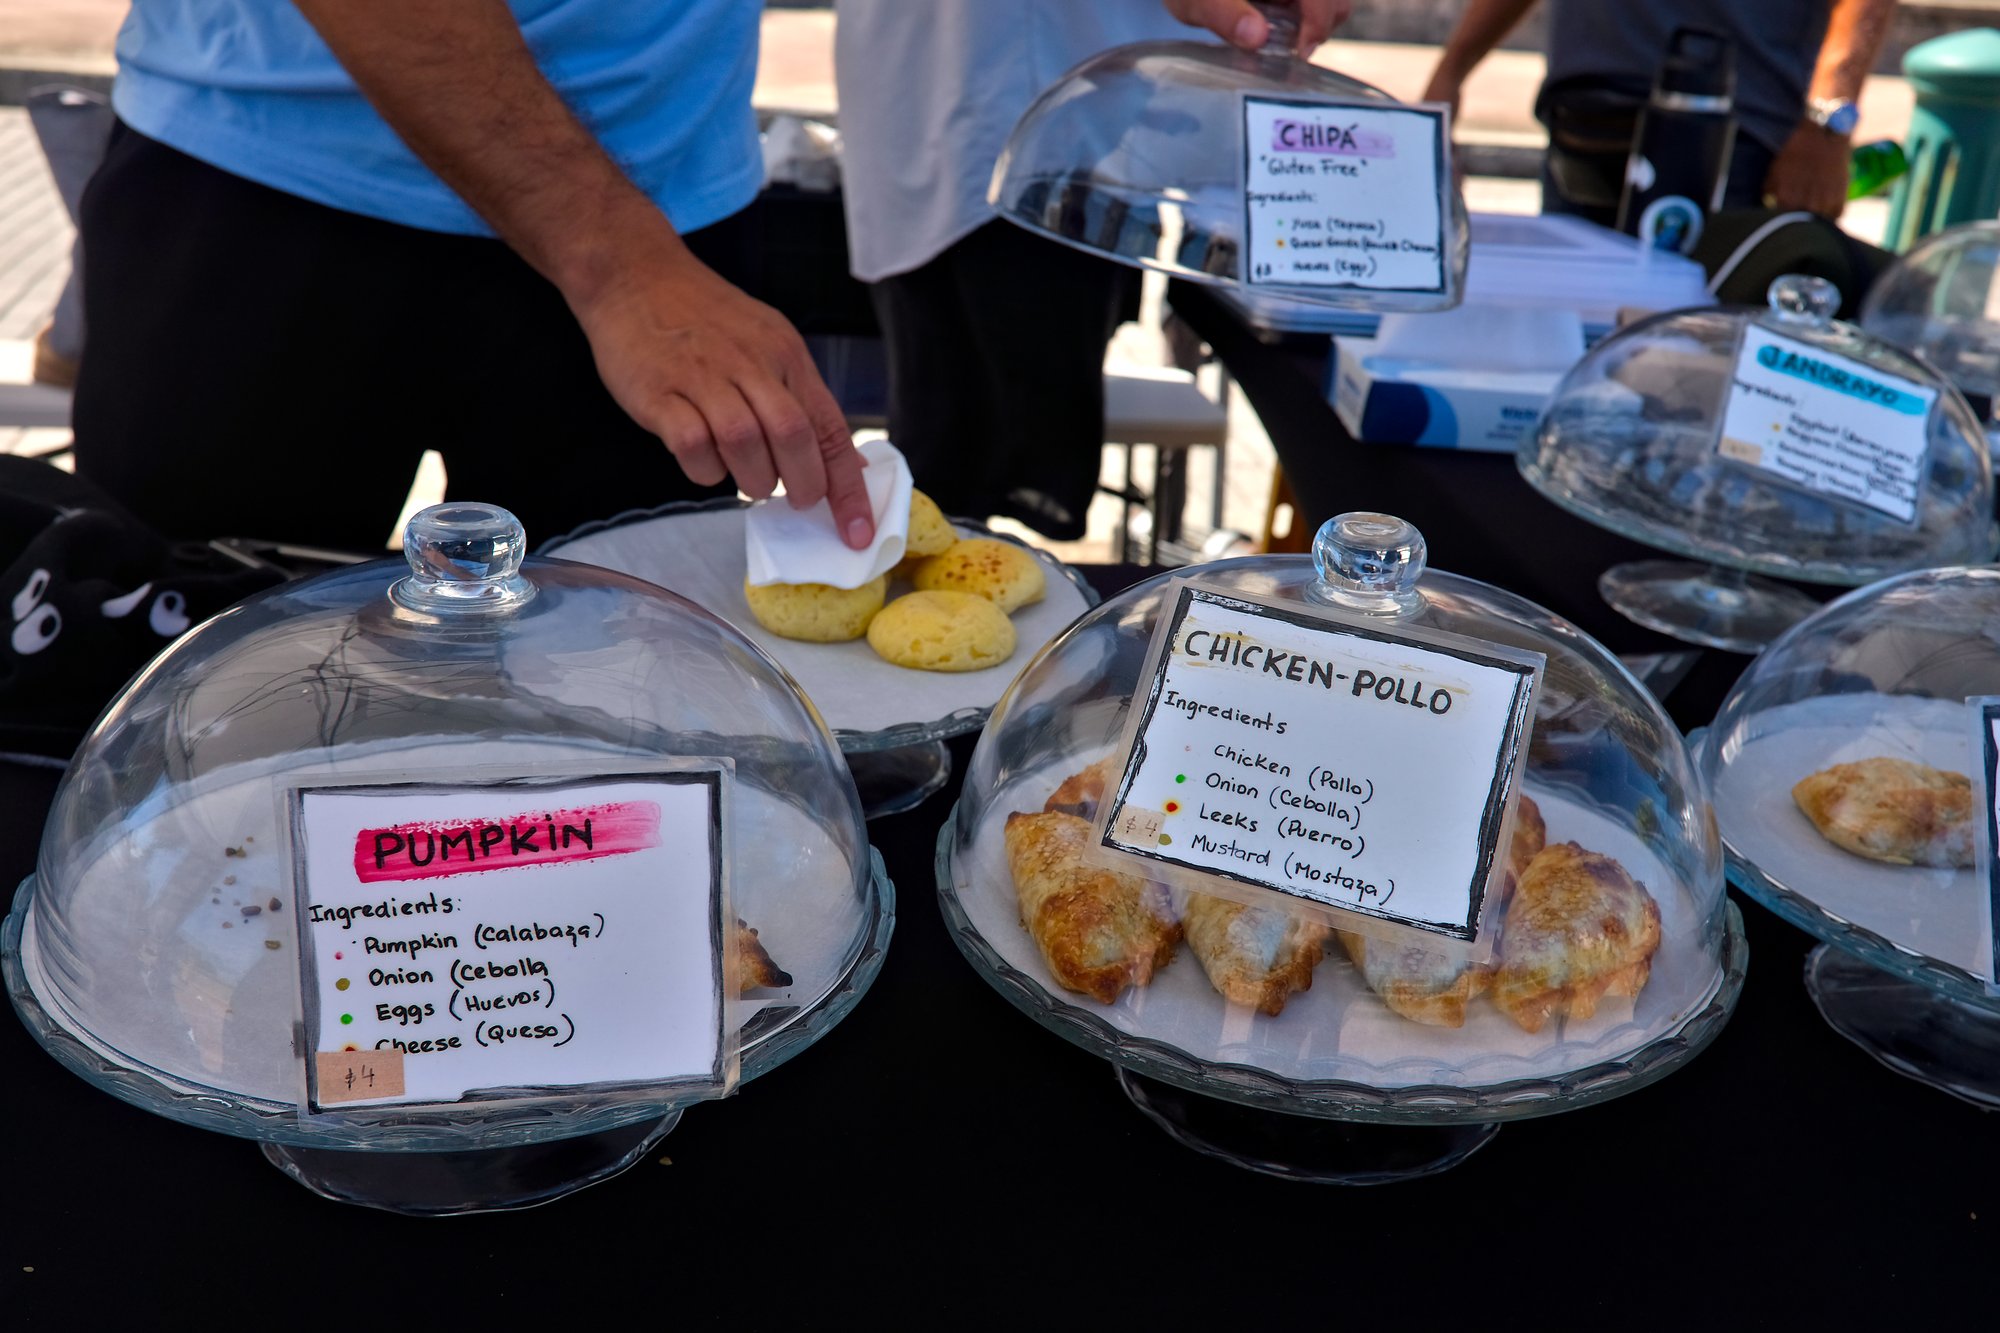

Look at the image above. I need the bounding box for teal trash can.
[1886,28,2000,251]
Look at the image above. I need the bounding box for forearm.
[1430,0,1541,86]
[291,0,674,309]
[1809,0,1897,103]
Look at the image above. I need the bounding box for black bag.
[0,457,283,759]
[1693,208,1895,318]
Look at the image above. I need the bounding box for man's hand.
[567,229,873,545]
[1765,123,1850,217]
[293,0,876,548]
[1165,0,1353,52]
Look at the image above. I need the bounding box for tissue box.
[1329,334,1563,452]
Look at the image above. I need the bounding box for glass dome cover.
[4,503,892,1154]
[1519,276,1995,585]
[1693,564,2000,1005]
[939,513,1743,1123]
[1860,220,2000,400]
[988,3,1469,312]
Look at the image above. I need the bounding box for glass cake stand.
[1861,220,2000,450]
[1694,564,2000,1108]
[4,504,897,1213]
[6,855,893,1212]
[544,498,1098,819]
[939,512,1746,1182]
[1519,276,1995,653]
[989,2,1469,313]
[940,835,1745,1181]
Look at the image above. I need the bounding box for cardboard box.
[1329,335,1563,452]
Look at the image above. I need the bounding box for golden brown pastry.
[1491,842,1662,1034]
[731,919,792,993]
[1183,893,1329,1016]
[904,489,958,557]
[910,538,1046,613]
[1003,810,1180,1004]
[1045,756,1119,820]
[1337,931,1489,1029]
[1337,794,1545,1029]
[742,576,886,642]
[866,590,1016,671]
[1502,794,1548,903]
[1792,757,1974,869]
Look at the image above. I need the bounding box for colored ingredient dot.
[1164,801,1180,814]
[339,1013,353,1025]
[333,951,343,960]
[1175,774,1186,783]
[335,978,349,991]
[1158,834,1172,846]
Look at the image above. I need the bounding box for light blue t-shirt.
[112,0,765,237]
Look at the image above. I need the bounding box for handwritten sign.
[293,771,727,1112]
[314,1049,406,1104]
[1242,95,1448,294]
[1717,324,1937,524]
[1097,584,1540,941]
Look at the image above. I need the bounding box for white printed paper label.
[1099,585,1540,941]
[294,771,726,1111]
[1242,95,1448,293]
[1717,324,1937,523]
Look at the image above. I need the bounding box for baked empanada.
[1003,810,1180,1004]
[1792,757,1974,869]
[1337,930,1489,1028]
[1491,842,1661,1034]
[1045,756,1118,820]
[1182,893,1329,1016]
[731,919,792,993]
[1339,795,1546,1029]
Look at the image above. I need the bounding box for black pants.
[72,123,740,553]
[867,220,1136,539]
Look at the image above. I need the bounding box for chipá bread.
[867,590,1016,671]
[910,538,1046,613]
[743,576,887,642]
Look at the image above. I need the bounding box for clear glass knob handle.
[1252,1,1302,54]
[391,502,536,616]
[1768,273,1842,327]
[1308,511,1427,616]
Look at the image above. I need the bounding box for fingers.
[775,341,873,549]
[732,372,816,503]
[1167,0,1347,52]
[1166,0,1268,50]
[654,394,728,487]
[819,430,874,550]
[1296,0,1353,48]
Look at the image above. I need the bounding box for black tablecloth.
[2,554,1994,1327]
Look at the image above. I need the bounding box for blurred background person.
[70,0,876,554]
[835,0,1350,540]
[1422,0,1898,224]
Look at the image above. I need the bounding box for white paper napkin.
[744,438,913,589]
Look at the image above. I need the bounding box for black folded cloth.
[0,456,283,760]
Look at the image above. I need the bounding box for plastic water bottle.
[1618,27,1738,245]
[1848,140,1910,199]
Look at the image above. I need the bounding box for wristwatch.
[1806,97,1861,137]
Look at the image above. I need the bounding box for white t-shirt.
[834,0,1194,282]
